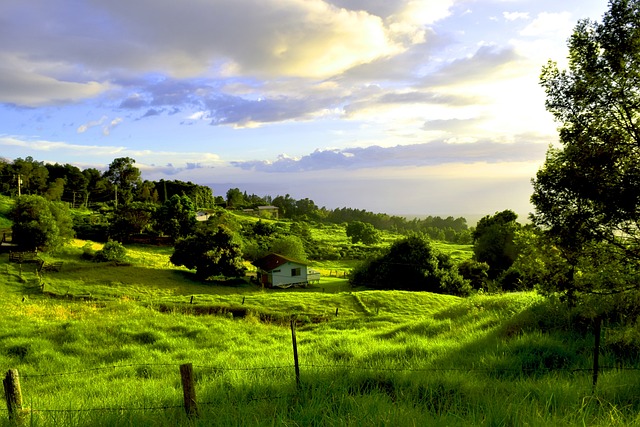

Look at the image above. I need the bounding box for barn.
[252,253,320,288]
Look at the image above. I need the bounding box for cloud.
[426,45,524,87]
[231,139,549,172]
[520,12,573,37]
[503,12,529,21]
[0,65,110,107]
[103,118,123,136]
[0,135,223,168]
[77,116,108,133]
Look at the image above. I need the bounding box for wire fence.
[4,320,640,420]
[5,360,640,413]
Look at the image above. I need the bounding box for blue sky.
[0,0,610,217]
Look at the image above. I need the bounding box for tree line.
[0,156,217,210]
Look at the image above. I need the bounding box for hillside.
[1,239,639,425]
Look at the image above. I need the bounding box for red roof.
[252,253,307,271]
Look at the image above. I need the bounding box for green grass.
[0,195,12,229]
[2,241,640,426]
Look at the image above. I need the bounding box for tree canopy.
[10,195,74,251]
[350,235,470,296]
[170,225,246,280]
[532,0,640,301]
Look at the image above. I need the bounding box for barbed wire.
[16,361,640,381]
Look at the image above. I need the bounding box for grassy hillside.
[1,241,639,426]
[0,195,12,229]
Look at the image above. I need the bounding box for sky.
[0,0,611,218]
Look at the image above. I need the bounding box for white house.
[252,253,320,288]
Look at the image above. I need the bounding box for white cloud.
[520,12,573,37]
[77,116,108,134]
[503,11,529,21]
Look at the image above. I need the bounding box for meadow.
[2,241,640,426]
[2,203,640,426]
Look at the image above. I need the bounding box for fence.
[2,318,636,423]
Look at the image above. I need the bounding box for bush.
[350,234,471,296]
[94,241,127,263]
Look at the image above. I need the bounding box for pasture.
[2,240,640,426]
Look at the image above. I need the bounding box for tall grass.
[1,240,639,425]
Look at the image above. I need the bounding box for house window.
[291,268,301,277]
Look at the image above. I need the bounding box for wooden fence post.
[180,363,199,418]
[290,320,301,390]
[592,316,602,389]
[3,369,22,421]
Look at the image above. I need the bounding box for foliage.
[457,259,490,291]
[532,0,640,304]
[103,157,141,205]
[109,202,157,242]
[94,241,128,263]
[268,235,308,261]
[346,221,380,245]
[154,195,197,241]
[350,234,471,296]
[10,195,74,250]
[171,225,246,280]
[472,210,519,280]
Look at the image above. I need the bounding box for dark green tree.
[226,188,245,209]
[10,195,73,250]
[103,157,141,205]
[171,225,246,280]
[11,157,48,195]
[532,0,640,302]
[472,210,519,280]
[346,221,380,245]
[155,195,197,241]
[110,202,156,241]
[350,235,470,296]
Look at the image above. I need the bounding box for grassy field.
[0,201,637,425]
[2,239,640,426]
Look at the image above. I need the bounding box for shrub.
[94,241,127,263]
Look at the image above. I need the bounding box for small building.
[252,253,319,288]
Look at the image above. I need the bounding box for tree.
[472,210,519,280]
[103,157,141,205]
[532,0,640,301]
[155,195,197,241]
[346,221,380,245]
[110,202,156,241]
[226,188,245,209]
[269,235,308,261]
[350,235,470,296]
[170,225,246,280]
[11,157,48,195]
[10,195,73,250]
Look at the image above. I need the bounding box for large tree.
[155,194,197,241]
[103,157,141,206]
[10,195,74,251]
[472,210,519,280]
[532,0,640,300]
[171,225,246,280]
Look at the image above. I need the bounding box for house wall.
[270,261,308,288]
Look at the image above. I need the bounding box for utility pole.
[114,184,118,209]
[15,174,22,197]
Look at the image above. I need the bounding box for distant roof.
[252,253,307,271]
[257,206,278,210]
